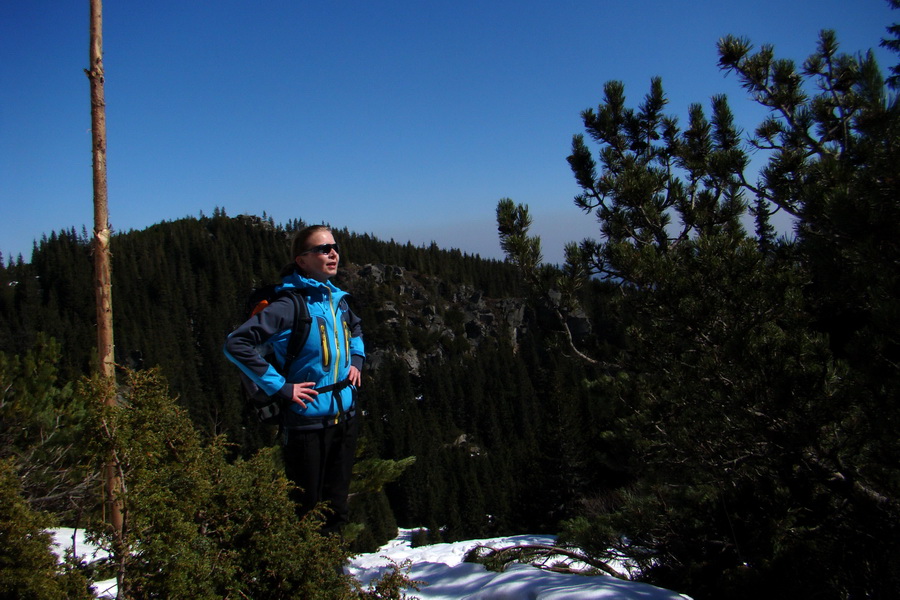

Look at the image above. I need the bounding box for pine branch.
[469,542,627,579]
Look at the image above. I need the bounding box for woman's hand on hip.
[291,382,319,408]
[348,366,362,388]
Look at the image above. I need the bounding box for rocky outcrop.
[342,263,530,375]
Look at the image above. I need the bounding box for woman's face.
[295,230,339,282]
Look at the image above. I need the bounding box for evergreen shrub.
[0,459,92,600]
[84,369,354,600]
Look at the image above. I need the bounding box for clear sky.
[2,1,896,265]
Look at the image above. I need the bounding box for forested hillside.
[0,212,623,550]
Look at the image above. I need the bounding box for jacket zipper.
[342,321,351,366]
[328,289,342,382]
[327,289,345,423]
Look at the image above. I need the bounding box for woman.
[224,225,364,534]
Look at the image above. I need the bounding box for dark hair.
[280,225,332,277]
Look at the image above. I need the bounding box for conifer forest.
[2,9,900,600]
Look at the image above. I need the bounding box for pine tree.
[0,335,95,518]
[0,460,92,600]
[498,13,900,599]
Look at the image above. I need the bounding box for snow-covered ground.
[51,527,690,599]
[348,529,690,599]
[51,528,115,599]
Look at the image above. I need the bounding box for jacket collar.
[279,271,344,300]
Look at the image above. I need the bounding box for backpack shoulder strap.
[280,288,312,374]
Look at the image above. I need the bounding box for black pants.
[282,414,360,534]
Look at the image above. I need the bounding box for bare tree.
[85,0,124,573]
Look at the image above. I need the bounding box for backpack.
[240,285,312,424]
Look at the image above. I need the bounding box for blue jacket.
[224,272,365,424]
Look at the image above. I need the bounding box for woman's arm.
[223,296,297,399]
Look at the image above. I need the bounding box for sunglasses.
[301,243,340,255]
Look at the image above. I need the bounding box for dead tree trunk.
[86,0,123,557]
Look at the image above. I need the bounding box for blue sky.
[2,1,896,265]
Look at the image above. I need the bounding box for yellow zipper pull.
[319,321,330,369]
